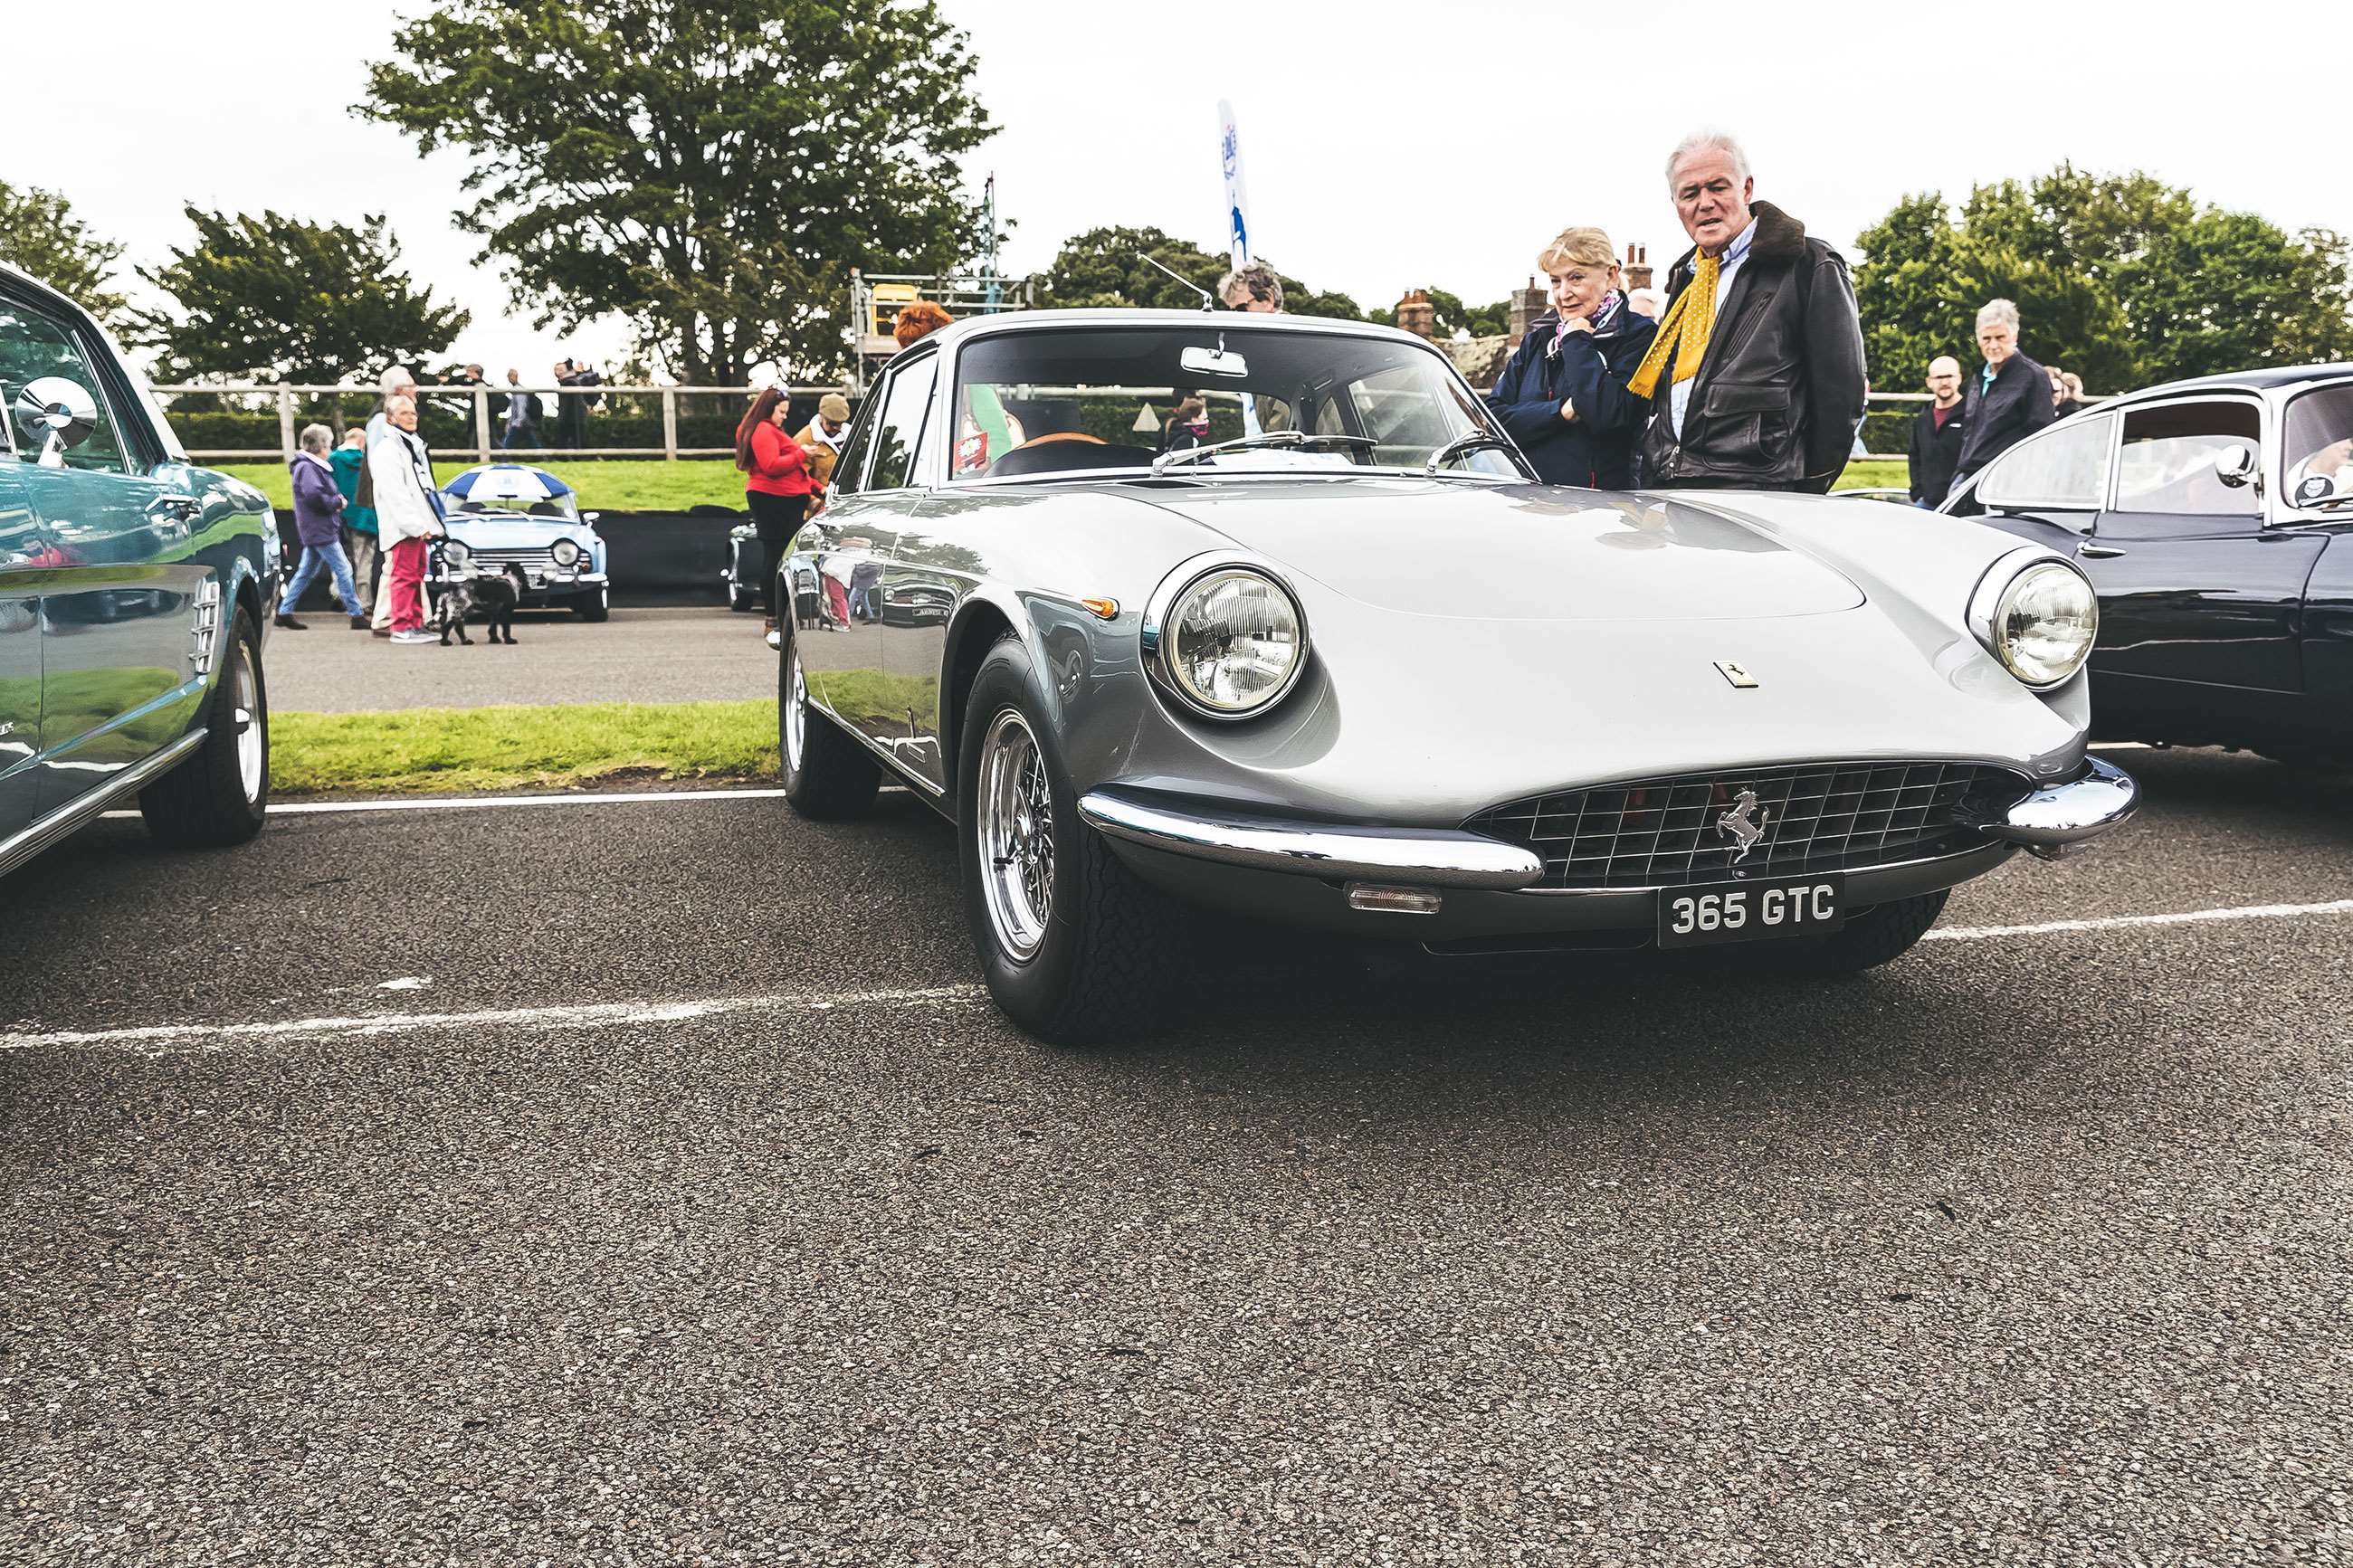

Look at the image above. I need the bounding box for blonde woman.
[1483,227,1660,488]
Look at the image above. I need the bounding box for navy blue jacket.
[1486,301,1659,489]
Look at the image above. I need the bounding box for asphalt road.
[3,746,2349,1564]
[266,606,777,712]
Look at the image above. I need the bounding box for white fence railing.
[152,382,841,463]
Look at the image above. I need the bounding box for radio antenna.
[1138,252,1214,312]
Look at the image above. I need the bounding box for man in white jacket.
[370,394,444,645]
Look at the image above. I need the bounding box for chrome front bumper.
[1077,789,1543,889]
[1975,755,2139,860]
[1078,755,2139,940]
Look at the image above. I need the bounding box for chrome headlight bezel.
[1140,552,1311,721]
[439,537,473,572]
[548,537,584,568]
[1968,549,2099,691]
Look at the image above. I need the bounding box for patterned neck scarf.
[1624,254,1719,399]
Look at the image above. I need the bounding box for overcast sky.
[10,0,2339,383]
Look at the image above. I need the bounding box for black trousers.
[746,490,809,613]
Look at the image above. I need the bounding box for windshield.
[2282,383,2353,507]
[948,325,1522,481]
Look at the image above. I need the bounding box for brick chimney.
[1508,275,1548,348]
[1624,242,1653,292]
[1395,288,1436,339]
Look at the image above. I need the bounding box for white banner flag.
[1217,100,1251,269]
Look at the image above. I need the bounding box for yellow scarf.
[1624,252,1720,400]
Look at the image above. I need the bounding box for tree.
[130,207,469,383]
[1038,225,1361,318]
[1855,166,2353,395]
[362,0,996,383]
[1040,226,1225,310]
[0,182,127,323]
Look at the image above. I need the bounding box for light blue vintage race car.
[438,463,610,621]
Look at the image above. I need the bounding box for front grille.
[468,546,555,573]
[1464,761,2029,889]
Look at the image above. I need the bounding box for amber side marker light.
[1345,883,1444,916]
[1080,597,1120,620]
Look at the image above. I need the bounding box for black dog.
[435,565,525,645]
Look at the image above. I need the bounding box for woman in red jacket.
[736,387,814,634]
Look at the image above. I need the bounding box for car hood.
[443,512,595,542]
[1122,477,1864,621]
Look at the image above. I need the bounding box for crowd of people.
[273,365,452,645]
[433,361,604,451]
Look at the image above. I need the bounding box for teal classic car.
[0,262,279,879]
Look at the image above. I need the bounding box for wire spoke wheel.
[232,641,263,805]
[978,708,1054,961]
[785,645,808,774]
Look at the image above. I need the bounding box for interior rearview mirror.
[14,376,99,466]
[1179,346,1249,377]
[2213,443,2256,489]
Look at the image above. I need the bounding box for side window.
[1977,413,2115,518]
[2111,401,2261,519]
[829,386,882,497]
[0,298,132,475]
[866,356,937,490]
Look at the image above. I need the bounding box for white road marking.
[13,901,2353,1056]
[1928,898,2353,942]
[100,784,921,820]
[0,985,988,1055]
[377,976,431,991]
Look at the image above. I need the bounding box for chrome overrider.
[1078,755,2139,894]
[1971,755,2139,860]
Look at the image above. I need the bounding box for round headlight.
[549,537,583,567]
[1151,564,1308,717]
[441,538,472,570]
[1991,560,2098,688]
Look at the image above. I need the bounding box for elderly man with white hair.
[1952,298,2057,485]
[1628,130,1866,491]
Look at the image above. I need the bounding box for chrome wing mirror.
[14,377,100,467]
[2213,442,2258,489]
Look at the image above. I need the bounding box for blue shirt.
[1669,216,1759,440]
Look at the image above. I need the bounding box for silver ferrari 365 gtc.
[776,309,2138,1042]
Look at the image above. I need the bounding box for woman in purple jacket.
[278,423,367,630]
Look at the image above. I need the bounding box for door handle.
[2076,543,2127,559]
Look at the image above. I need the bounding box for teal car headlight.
[548,537,583,568]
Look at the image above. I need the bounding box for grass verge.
[272,700,777,795]
[1835,458,1909,491]
[216,460,749,514]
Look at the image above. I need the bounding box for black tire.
[1782,889,1948,974]
[139,604,270,848]
[574,587,610,622]
[778,629,878,818]
[957,635,1188,1044]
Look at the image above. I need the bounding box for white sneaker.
[390,630,437,645]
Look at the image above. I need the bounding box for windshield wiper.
[1425,432,1522,475]
[1150,429,1377,473]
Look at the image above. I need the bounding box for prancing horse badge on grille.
[1715,788,1770,862]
